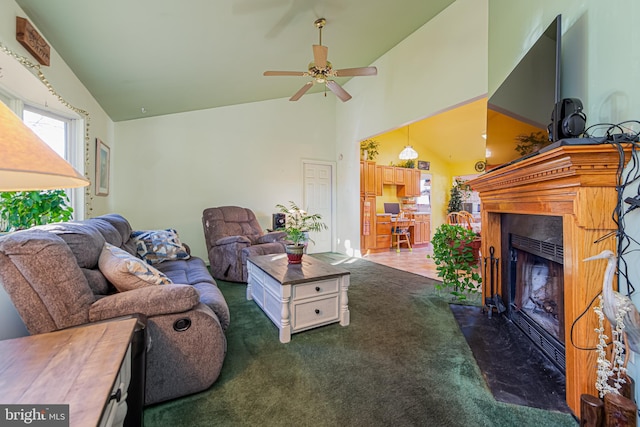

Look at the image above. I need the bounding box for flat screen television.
[485,15,561,169]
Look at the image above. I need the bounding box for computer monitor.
[384,203,400,215]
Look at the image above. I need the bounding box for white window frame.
[0,92,85,219]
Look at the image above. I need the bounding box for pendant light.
[398,125,418,160]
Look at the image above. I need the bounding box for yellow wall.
[367,126,480,237]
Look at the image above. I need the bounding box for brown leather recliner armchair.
[202,206,287,282]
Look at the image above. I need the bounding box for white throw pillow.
[99,242,173,292]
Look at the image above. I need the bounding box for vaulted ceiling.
[12,0,486,164]
[15,0,456,122]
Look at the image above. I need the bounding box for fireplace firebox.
[508,234,565,371]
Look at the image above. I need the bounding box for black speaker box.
[272,213,286,230]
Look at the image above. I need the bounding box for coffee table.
[246,254,350,343]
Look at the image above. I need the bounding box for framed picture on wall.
[417,160,430,170]
[95,138,110,196]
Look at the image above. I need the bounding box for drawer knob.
[315,309,320,314]
[315,286,321,292]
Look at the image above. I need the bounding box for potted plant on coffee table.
[275,201,327,264]
[429,223,482,301]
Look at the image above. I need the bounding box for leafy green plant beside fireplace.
[429,223,482,301]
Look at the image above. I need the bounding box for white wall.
[335,0,489,255]
[113,95,336,261]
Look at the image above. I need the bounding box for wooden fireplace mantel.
[469,144,630,417]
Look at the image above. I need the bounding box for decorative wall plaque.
[16,17,50,66]
[417,160,430,170]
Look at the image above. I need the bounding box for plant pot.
[468,237,481,263]
[285,244,304,264]
[447,236,481,263]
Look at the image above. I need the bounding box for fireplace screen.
[513,250,565,343]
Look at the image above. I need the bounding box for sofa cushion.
[88,218,123,247]
[99,243,173,292]
[131,229,190,265]
[155,257,215,285]
[37,222,106,269]
[81,267,111,295]
[0,230,94,333]
[95,214,138,256]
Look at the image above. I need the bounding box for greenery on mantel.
[514,131,551,156]
[0,190,74,232]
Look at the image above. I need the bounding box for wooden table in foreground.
[0,317,139,427]
[247,254,350,343]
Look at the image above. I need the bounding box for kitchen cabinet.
[381,166,394,185]
[398,169,421,197]
[394,168,405,185]
[375,166,383,196]
[412,213,431,245]
[360,161,377,196]
[360,195,377,253]
[375,214,392,249]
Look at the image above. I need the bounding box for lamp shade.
[0,101,89,190]
[399,145,418,160]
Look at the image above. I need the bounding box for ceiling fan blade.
[290,82,314,101]
[313,45,328,68]
[326,80,352,102]
[335,67,378,77]
[264,71,307,76]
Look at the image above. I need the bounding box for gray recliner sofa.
[0,213,229,405]
[202,206,287,282]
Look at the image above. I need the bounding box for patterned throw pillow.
[131,228,190,265]
[99,243,173,292]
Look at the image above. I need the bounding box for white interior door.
[303,161,334,253]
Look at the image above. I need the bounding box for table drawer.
[251,280,265,308]
[293,278,339,300]
[292,295,339,331]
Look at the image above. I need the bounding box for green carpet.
[144,254,577,426]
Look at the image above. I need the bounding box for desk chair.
[391,215,412,253]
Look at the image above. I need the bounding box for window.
[23,108,68,158]
[22,106,83,219]
[0,96,85,219]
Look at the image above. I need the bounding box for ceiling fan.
[263,18,378,102]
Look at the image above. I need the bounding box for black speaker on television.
[272,213,286,230]
[548,98,586,141]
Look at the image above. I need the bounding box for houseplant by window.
[0,189,73,232]
[275,201,327,264]
[429,223,482,301]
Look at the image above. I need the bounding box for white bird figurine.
[584,250,640,354]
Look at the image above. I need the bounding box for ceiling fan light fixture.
[263,18,377,103]
[399,145,418,160]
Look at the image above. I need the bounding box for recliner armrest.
[255,231,287,244]
[215,235,251,246]
[88,284,199,322]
